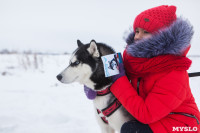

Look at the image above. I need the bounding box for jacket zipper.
[169,112,199,125]
[137,78,141,95]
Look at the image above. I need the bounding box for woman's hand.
[111,63,126,83]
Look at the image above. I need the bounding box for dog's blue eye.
[75,61,80,65]
[71,60,80,66]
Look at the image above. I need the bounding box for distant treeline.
[0,49,69,55]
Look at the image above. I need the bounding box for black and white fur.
[57,40,133,133]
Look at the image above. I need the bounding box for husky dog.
[57,40,133,133]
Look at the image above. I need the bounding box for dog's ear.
[87,40,100,57]
[77,40,84,47]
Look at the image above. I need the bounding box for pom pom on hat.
[133,5,177,33]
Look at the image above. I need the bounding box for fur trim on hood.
[126,17,194,58]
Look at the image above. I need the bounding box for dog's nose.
[57,74,62,81]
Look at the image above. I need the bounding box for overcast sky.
[0,0,200,54]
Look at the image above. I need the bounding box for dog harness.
[96,87,122,124]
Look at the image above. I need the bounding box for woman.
[85,5,200,133]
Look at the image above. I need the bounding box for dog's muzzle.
[56,74,62,81]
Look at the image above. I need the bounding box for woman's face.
[134,28,152,41]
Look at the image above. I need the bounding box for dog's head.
[57,40,114,90]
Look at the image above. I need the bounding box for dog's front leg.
[101,126,115,133]
[94,111,115,133]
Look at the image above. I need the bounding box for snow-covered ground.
[0,54,199,133]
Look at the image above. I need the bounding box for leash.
[188,72,200,77]
[169,112,199,125]
[96,87,122,124]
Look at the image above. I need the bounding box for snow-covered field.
[0,54,199,133]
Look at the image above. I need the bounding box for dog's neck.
[86,43,115,90]
[83,79,96,90]
[90,61,112,91]
[83,79,111,91]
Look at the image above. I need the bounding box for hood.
[126,17,194,58]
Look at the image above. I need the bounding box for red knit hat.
[133,5,177,33]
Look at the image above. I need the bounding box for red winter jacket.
[110,18,200,133]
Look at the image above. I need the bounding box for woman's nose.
[134,33,143,41]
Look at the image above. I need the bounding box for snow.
[0,54,100,133]
[0,54,199,133]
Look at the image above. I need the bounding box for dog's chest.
[93,93,114,110]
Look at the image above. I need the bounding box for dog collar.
[96,86,111,96]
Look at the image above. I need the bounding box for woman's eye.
[144,31,149,34]
[135,30,139,34]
